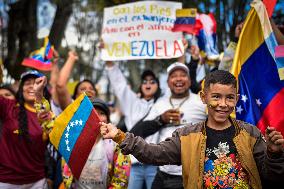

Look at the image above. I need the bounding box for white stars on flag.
[236,93,264,117]
[256,99,262,106]
[64,119,84,152]
[78,119,83,126]
[70,122,74,127]
[241,95,248,103]
[236,105,243,114]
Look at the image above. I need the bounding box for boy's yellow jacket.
[119,117,284,189]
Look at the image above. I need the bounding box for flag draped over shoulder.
[231,0,284,135]
[22,37,54,71]
[49,93,101,179]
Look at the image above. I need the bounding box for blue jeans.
[127,163,157,189]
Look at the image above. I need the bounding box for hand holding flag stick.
[100,122,118,139]
[100,122,126,145]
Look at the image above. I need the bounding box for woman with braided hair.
[0,70,53,189]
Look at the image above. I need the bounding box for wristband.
[113,129,126,144]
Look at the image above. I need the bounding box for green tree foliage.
[0,0,283,86]
[1,0,73,80]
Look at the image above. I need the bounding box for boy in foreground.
[100,70,284,189]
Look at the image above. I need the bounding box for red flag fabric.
[22,37,54,71]
[263,0,277,18]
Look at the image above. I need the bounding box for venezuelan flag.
[22,37,54,71]
[172,9,200,35]
[196,13,219,60]
[275,45,284,80]
[49,93,101,179]
[231,0,284,135]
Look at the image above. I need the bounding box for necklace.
[24,103,36,113]
[169,95,190,125]
[169,95,190,110]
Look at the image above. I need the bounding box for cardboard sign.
[101,1,183,61]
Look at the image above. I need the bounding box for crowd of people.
[0,14,284,189]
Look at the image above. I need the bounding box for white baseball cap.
[167,62,189,77]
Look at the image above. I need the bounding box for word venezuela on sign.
[101,1,183,61]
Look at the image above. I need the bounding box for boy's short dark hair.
[204,70,237,90]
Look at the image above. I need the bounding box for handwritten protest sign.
[101,1,183,61]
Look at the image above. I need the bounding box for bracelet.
[34,97,55,133]
[34,97,51,112]
[113,129,126,144]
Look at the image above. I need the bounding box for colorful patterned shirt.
[203,125,250,188]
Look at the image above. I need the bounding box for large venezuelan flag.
[49,93,101,179]
[231,0,284,135]
[22,37,54,71]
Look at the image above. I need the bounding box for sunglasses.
[142,79,157,85]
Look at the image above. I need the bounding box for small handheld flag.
[22,37,54,71]
[172,8,200,35]
[49,93,101,179]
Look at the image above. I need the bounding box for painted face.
[141,75,158,100]
[95,108,108,123]
[0,88,15,100]
[167,69,191,97]
[23,78,37,104]
[76,81,96,99]
[201,83,238,124]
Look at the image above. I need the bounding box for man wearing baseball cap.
[166,62,190,77]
